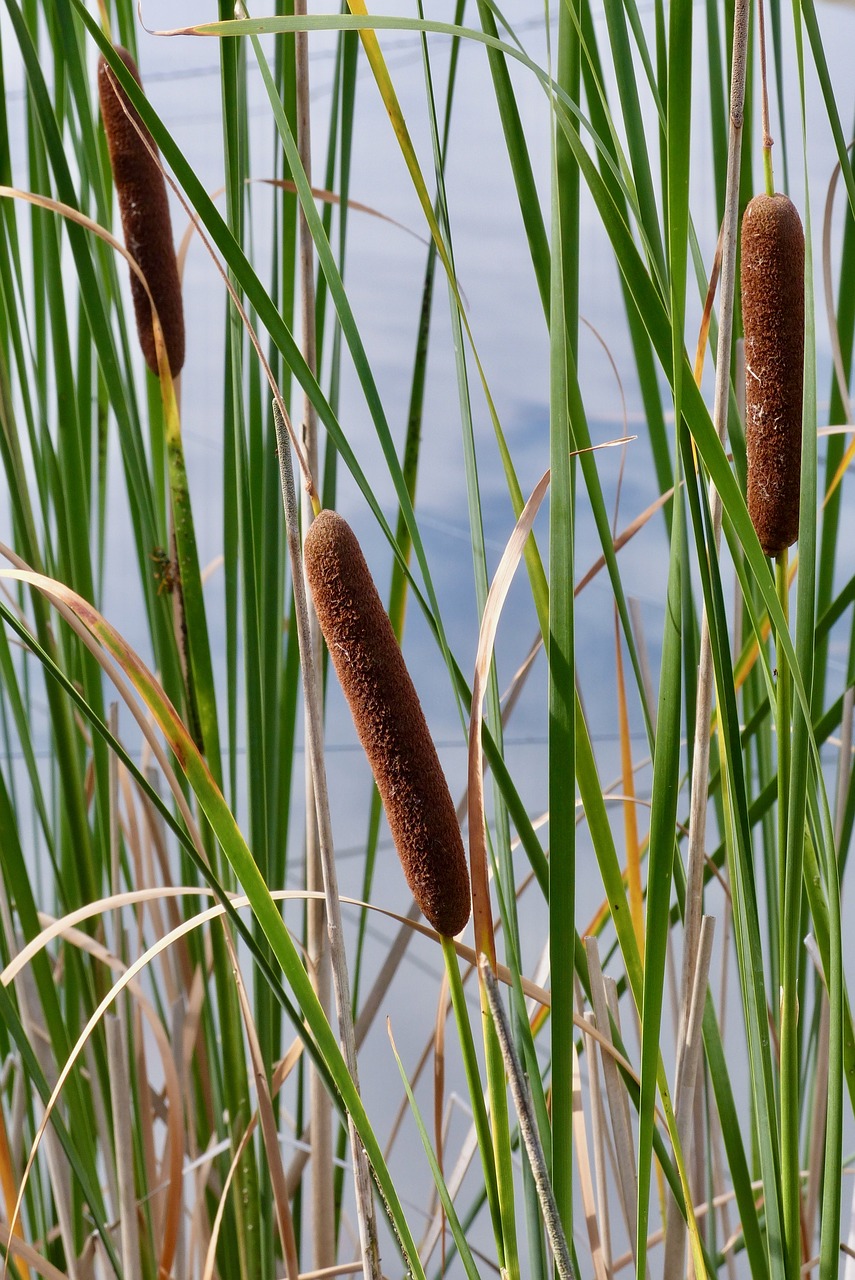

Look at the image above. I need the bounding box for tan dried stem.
[756,0,774,153]
[291,4,335,1267]
[662,917,716,1276]
[106,1016,143,1280]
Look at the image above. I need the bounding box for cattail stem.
[776,543,802,1279]
[775,547,791,966]
[291,2,335,1264]
[439,935,505,1253]
[762,141,775,201]
[677,0,748,1206]
[756,0,775,195]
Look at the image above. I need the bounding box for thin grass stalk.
[291,2,336,1264]
[585,940,639,1262]
[415,15,524,1272]
[676,0,748,1163]
[231,947,300,1280]
[585,1011,613,1278]
[636,459,710,1279]
[480,958,575,1280]
[775,558,792,1007]
[571,1038,609,1280]
[437,936,504,1251]
[220,19,283,1189]
[788,28,849,1262]
[756,0,775,198]
[691,1087,709,1271]
[273,401,380,1279]
[834,687,853,848]
[128,855,165,1263]
[804,976,829,1269]
[549,0,579,1258]
[662,916,715,1277]
[106,1014,142,1280]
[310,55,360,1230]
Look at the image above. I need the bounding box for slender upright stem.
[776,549,792,966]
[756,0,776,196]
[679,0,749,1086]
[293,4,335,1265]
[479,958,576,1280]
[777,545,800,1278]
[672,7,749,1263]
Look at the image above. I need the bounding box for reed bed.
[0,2,854,1279]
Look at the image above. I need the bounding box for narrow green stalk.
[550,0,579,1257]
[776,548,792,967]
[439,935,504,1257]
[763,145,775,198]
[776,545,800,1278]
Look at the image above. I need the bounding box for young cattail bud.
[97,47,185,378]
[741,192,805,557]
[304,510,471,937]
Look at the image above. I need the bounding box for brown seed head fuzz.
[741,192,805,557]
[98,48,185,377]
[304,510,471,937]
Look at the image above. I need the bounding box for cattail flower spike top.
[741,191,805,558]
[304,510,471,938]
[98,46,185,379]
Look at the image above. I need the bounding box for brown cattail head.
[304,510,471,937]
[98,47,185,378]
[741,192,805,557]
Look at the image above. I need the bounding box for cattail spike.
[304,510,471,937]
[741,192,805,557]
[98,47,185,378]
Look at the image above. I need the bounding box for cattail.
[97,47,185,378]
[741,192,805,557]
[304,510,471,937]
